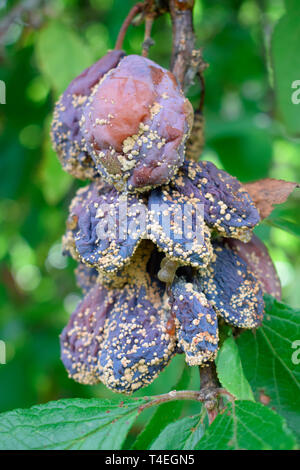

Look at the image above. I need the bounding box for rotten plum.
[80,54,194,191]
[51,50,125,179]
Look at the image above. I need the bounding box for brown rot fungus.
[59,165,293,392]
[79,55,194,191]
[57,150,295,394]
[226,235,282,301]
[197,240,264,329]
[60,231,273,393]
[58,150,292,392]
[170,276,219,366]
[62,180,148,274]
[175,161,260,242]
[62,159,260,285]
[60,278,177,392]
[51,7,298,394]
[60,245,177,393]
[62,176,213,279]
[51,50,125,179]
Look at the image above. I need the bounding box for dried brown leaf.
[244,178,298,220]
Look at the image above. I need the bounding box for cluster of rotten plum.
[52,49,288,394]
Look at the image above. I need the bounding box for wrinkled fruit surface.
[52,53,193,189]
[50,47,290,395]
[80,54,193,191]
[51,50,125,179]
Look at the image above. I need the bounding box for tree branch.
[142,15,155,57]
[199,364,221,424]
[169,0,207,161]
[169,0,201,91]
[185,109,205,161]
[138,386,235,414]
[0,0,46,41]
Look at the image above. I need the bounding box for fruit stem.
[199,363,221,424]
[114,2,144,50]
[142,16,154,57]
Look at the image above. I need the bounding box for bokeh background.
[0,0,299,440]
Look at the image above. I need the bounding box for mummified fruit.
[226,235,282,300]
[51,50,125,179]
[80,54,194,191]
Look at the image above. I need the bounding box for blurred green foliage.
[0,0,299,443]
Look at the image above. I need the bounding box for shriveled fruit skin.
[177,161,260,242]
[80,54,194,192]
[198,240,264,329]
[60,273,177,393]
[170,276,219,366]
[75,263,99,294]
[51,50,125,179]
[226,235,282,300]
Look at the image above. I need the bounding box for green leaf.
[35,22,93,95]
[266,216,300,240]
[0,398,146,450]
[208,129,272,182]
[216,336,254,401]
[38,136,73,205]
[132,365,192,450]
[284,0,298,13]
[196,400,297,450]
[150,414,205,450]
[237,295,300,441]
[271,6,300,136]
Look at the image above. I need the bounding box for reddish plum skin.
[86,75,155,151]
[81,55,193,191]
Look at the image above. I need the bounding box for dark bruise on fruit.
[80,54,194,191]
[226,235,282,301]
[198,240,264,329]
[170,276,218,366]
[51,50,125,179]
